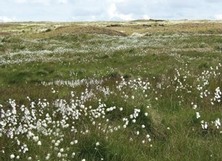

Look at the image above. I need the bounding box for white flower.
[130,114,133,119]
[45,154,50,160]
[10,154,15,159]
[82,159,86,161]
[74,140,78,144]
[196,112,200,119]
[96,142,100,146]
[201,121,208,129]
[204,122,208,129]
[193,104,197,109]
[215,118,221,129]
[146,134,150,138]
[52,88,56,93]
[33,136,39,142]
[55,142,60,146]
[136,131,140,135]
[37,141,42,146]
[71,152,75,158]
[57,152,62,158]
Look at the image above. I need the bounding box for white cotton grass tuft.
[96,142,100,146]
[196,112,201,119]
[10,154,15,159]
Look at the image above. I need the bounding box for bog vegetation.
[0,20,222,161]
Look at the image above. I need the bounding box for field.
[0,20,222,161]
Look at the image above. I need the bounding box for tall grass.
[1,21,222,161]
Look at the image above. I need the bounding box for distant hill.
[131,19,166,22]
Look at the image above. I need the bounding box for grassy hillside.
[0,20,222,161]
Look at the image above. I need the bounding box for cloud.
[15,0,27,3]
[57,0,68,4]
[214,14,222,20]
[204,0,222,3]
[1,0,222,21]
[15,0,68,5]
[142,15,150,20]
[0,16,16,22]
[107,3,133,20]
[15,0,51,5]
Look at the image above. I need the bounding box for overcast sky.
[1,0,222,22]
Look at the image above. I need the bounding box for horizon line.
[1,18,222,23]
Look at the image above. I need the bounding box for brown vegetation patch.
[55,25,127,36]
[164,22,222,34]
[106,24,122,27]
[0,32,10,36]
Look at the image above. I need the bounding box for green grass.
[1,20,222,161]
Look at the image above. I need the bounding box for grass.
[0,20,222,161]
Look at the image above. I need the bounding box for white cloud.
[0,16,16,22]
[15,0,27,3]
[214,14,222,20]
[108,0,128,3]
[107,3,133,20]
[142,15,150,20]
[15,0,52,5]
[57,0,68,4]
[15,0,67,5]
[1,0,222,21]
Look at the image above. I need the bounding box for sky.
[0,0,222,22]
